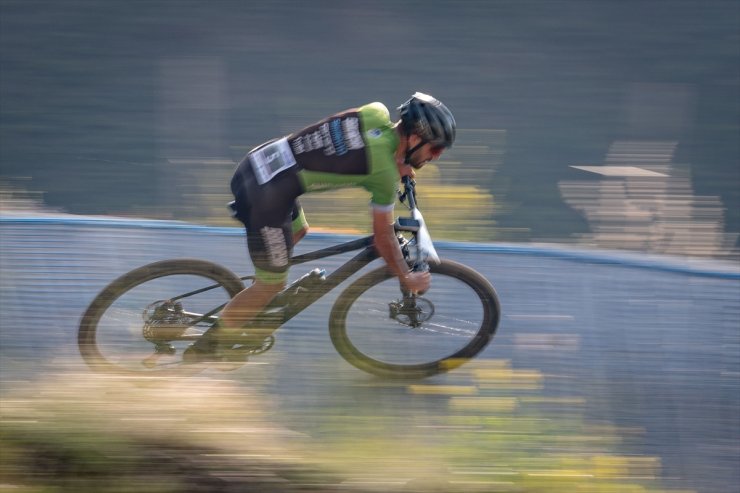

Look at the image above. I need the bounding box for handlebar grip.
[401,176,416,208]
[402,176,415,190]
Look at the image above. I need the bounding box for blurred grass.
[0,373,322,492]
[0,360,695,493]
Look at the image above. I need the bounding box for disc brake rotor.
[389,296,435,327]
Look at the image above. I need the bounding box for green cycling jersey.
[288,102,401,209]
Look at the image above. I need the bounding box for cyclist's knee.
[291,207,308,244]
[293,225,309,244]
[254,267,288,291]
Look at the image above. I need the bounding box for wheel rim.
[83,272,237,375]
[337,266,492,370]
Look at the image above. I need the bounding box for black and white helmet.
[398,92,456,148]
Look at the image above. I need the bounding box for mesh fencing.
[1,215,739,492]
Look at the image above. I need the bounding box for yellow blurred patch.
[449,397,518,412]
[407,385,478,396]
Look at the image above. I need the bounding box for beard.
[407,155,427,170]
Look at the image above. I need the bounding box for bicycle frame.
[266,234,380,324]
[77,174,503,378]
[253,176,435,330]
[178,176,430,336]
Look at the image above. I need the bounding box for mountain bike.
[78,177,501,379]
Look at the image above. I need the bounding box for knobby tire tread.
[329,259,500,379]
[78,259,244,376]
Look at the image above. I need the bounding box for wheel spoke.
[79,260,244,375]
[416,322,479,337]
[330,260,499,377]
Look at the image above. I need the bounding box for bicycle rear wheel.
[329,259,500,379]
[78,259,244,376]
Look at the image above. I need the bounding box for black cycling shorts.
[230,150,306,284]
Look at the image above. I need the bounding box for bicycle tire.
[78,259,245,376]
[329,259,500,379]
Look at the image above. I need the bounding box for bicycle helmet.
[398,92,456,148]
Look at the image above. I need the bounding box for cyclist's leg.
[223,199,307,337]
[218,215,292,340]
[291,199,309,244]
[219,161,302,341]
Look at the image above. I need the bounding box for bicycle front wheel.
[329,259,500,379]
[78,259,245,376]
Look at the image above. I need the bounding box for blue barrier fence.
[3,215,738,279]
[1,215,739,492]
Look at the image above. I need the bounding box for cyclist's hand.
[398,164,416,179]
[401,271,430,294]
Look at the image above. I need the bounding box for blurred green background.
[1,0,738,254]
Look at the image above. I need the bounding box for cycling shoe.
[183,323,223,364]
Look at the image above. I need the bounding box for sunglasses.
[428,144,446,156]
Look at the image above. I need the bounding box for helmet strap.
[404,140,425,165]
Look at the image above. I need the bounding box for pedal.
[142,343,175,368]
[228,335,275,357]
[206,335,274,372]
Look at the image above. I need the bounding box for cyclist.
[185,92,456,361]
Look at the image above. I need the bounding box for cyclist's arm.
[372,207,410,280]
[372,207,430,293]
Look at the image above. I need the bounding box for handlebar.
[399,176,417,210]
[395,175,440,268]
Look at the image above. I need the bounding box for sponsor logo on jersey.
[343,117,364,150]
[367,128,383,139]
[330,118,347,155]
[290,116,364,157]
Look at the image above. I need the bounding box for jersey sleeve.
[358,103,400,210]
[364,167,399,210]
[359,102,392,129]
